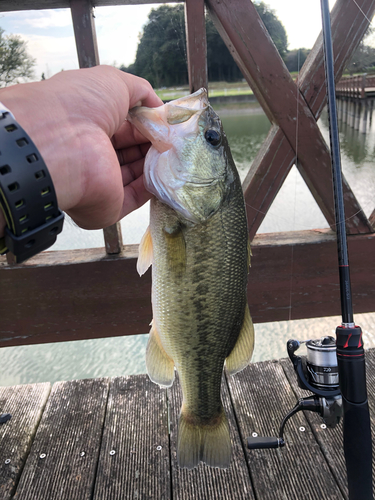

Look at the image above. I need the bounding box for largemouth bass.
[128,89,254,469]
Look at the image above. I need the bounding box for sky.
[0,0,356,83]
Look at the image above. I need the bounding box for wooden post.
[70,0,123,254]
[185,0,208,94]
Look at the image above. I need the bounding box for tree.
[254,1,288,59]
[0,28,35,87]
[129,3,288,87]
[284,48,311,73]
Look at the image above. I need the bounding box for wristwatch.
[0,103,64,263]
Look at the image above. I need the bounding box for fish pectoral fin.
[178,406,231,469]
[137,225,153,276]
[146,323,175,388]
[225,304,254,376]
[163,223,186,276]
[247,238,252,269]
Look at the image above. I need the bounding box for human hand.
[0,65,162,237]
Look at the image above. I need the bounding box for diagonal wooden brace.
[207,0,375,240]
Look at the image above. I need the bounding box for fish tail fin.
[177,406,231,469]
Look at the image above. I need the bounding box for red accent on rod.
[343,334,352,348]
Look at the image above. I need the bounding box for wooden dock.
[1,350,375,499]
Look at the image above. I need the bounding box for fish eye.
[204,129,221,147]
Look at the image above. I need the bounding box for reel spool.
[305,336,339,391]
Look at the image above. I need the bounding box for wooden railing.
[336,74,375,98]
[1,0,375,350]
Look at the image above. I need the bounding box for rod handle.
[343,398,373,500]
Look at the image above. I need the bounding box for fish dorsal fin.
[137,226,153,276]
[225,304,254,375]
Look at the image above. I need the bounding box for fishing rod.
[247,1,373,498]
[320,0,373,497]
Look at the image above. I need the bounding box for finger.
[112,120,151,150]
[121,175,152,218]
[116,143,150,166]
[117,71,163,109]
[120,158,146,186]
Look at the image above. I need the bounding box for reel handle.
[247,436,285,450]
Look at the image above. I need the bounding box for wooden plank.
[93,375,171,500]
[280,347,375,498]
[0,0,182,11]
[167,374,255,500]
[207,0,374,235]
[0,383,50,499]
[70,0,123,254]
[1,230,375,347]
[13,378,109,500]
[227,360,344,499]
[184,0,208,94]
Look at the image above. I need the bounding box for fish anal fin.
[163,223,186,277]
[137,226,153,276]
[225,304,254,376]
[177,406,231,469]
[146,323,175,388]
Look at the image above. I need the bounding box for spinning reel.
[247,336,342,450]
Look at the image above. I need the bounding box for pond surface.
[1,106,374,386]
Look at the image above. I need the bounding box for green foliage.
[346,42,375,75]
[254,1,288,59]
[125,3,289,87]
[0,28,35,87]
[133,5,188,88]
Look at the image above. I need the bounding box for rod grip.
[342,398,373,500]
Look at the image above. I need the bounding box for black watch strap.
[0,106,64,263]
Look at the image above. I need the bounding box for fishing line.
[351,0,373,24]
[287,47,301,323]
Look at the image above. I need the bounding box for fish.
[128,88,254,469]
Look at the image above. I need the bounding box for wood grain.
[1,230,375,347]
[0,383,50,499]
[0,0,182,11]
[185,0,208,94]
[281,347,375,498]
[13,378,109,500]
[93,375,171,500]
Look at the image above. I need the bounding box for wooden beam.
[0,0,182,11]
[184,0,208,93]
[1,229,374,348]
[70,0,123,254]
[207,0,375,236]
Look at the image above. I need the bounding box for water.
[1,107,374,386]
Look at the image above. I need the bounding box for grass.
[155,81,254,100]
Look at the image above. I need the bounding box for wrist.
[0,98,64,262]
